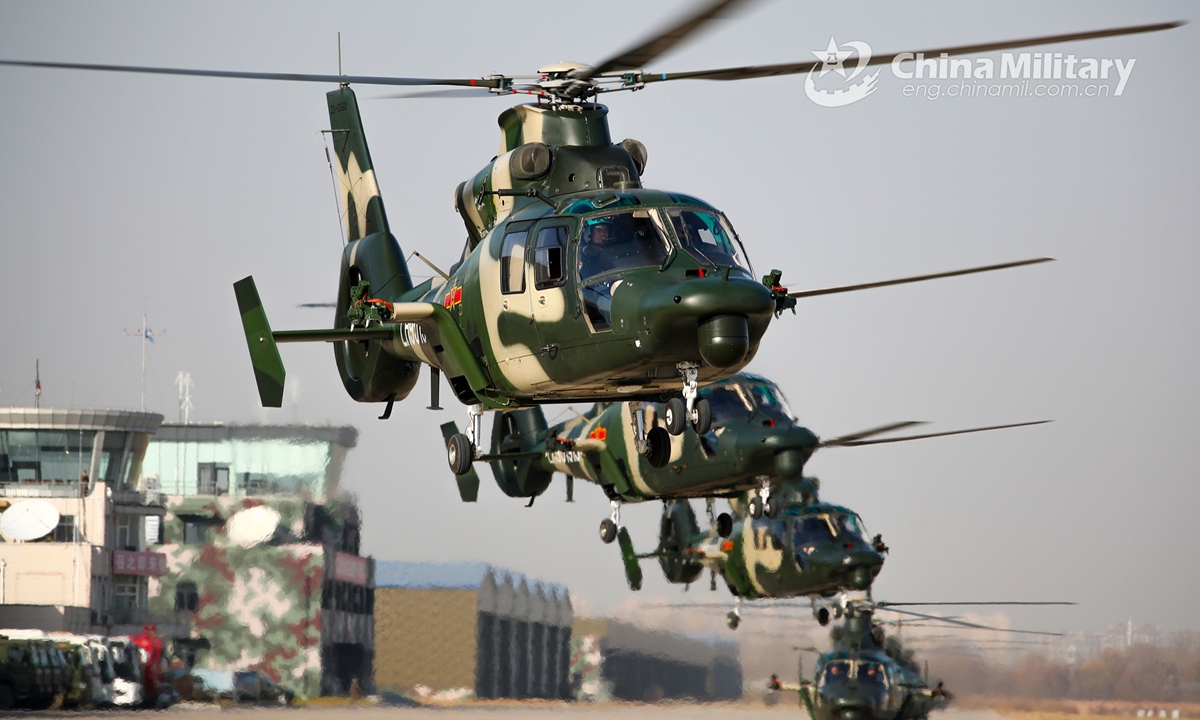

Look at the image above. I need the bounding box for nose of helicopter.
[846,549,885,590]
[640,276,775,368]
[736,425,819,475]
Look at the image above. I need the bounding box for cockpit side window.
[667,208,752,274]
[578,210,670,282]
[501,229,529,295]
[835,513,869,542]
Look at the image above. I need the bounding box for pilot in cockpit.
[580,220,615,278]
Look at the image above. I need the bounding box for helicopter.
[768,600,1070,720]
[440,372,1047,548]
[642,477,888,630]
[3,2,1173,471]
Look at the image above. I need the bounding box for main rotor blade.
[376,88,497,99]
[819,421,925,447]
[0,59,500,88]
[637,21,1184,84]
[879,601,1076,607]
[590,0,754,76]
[788,258,1053,299]
[836,420,1051,447]
[877,606,1063,637]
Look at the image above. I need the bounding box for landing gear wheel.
[763,497,775,518]
[645,427,671,468]
[726,612,741,630]
[716,512,733,538]
[664,398,687,435]
[599,518,618,544]
[748,496,764,519]
[447,433,473,475]
[817,607,830,626]
[691,397,712,435]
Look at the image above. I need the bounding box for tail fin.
[440,421,481,502]
[327,87,394,245]
[233,276,286,407]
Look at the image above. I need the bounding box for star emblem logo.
[812,37,854,78]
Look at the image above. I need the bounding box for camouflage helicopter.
[440,373,1046,549]
[768,601,1069,720]
[645,478,887,630]
[3,3,1174,468]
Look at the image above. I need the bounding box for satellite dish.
[225,506,280,547]
[0,500,61,541]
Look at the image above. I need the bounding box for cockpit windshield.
[749,382,795,420]
[819,659,888,693]
[793,515,836,546]
[667,209,752,274]
[821,661,853,686]
[698,385,753,426]
[836,513,869,542]
[579,210,670,281]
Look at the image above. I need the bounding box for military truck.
[0,633,68,709]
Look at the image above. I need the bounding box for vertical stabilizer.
[327,87,393,242]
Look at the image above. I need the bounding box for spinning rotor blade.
[788,258,1053,299]
[878,601,1076,607]
[297,302,336,308]
[0,59,501,89]
[819,421,925,447]
[636,21,1183,85]
[590,0,754,75]
[835,420,1051,447]
[877,606,1063,637]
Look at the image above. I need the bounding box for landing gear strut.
[446,404,483,475]
[727,598,742,630]
[747,476,774,519]
[666,363,712,436]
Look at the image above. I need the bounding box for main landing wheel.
[645,427,671,468]
[747,496,764,519]
[664,398,687,435]
[816,607,831,626]
[447,433,473,476]
[726,612,741,630]
[599,518,618,544]
[691,397,712,435]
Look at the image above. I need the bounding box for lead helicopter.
[2,3,1175,467]
[440,373,1046,549]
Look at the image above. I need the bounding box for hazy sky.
[1,1,1196,634]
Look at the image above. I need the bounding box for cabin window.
[501,230,528,294]
[667,208,752,275]
[598,166,630,188]
[534,226,568,289]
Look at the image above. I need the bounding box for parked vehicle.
[234,670,294,705]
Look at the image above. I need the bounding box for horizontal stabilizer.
[233,276,286,408]
[440,421,480,502]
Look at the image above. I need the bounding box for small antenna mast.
[338,32,342,76]
[35,359,41,409]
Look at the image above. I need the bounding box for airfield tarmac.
[33,706,1010,720]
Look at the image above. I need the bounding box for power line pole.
[174,371,194,424]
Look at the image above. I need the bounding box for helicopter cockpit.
[793,507,871,569]
[817,657,889,695]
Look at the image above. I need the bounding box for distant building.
[0,408,171,635]
[140,423,372,698]
[570,618,741,702]
[373,561,573,700]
